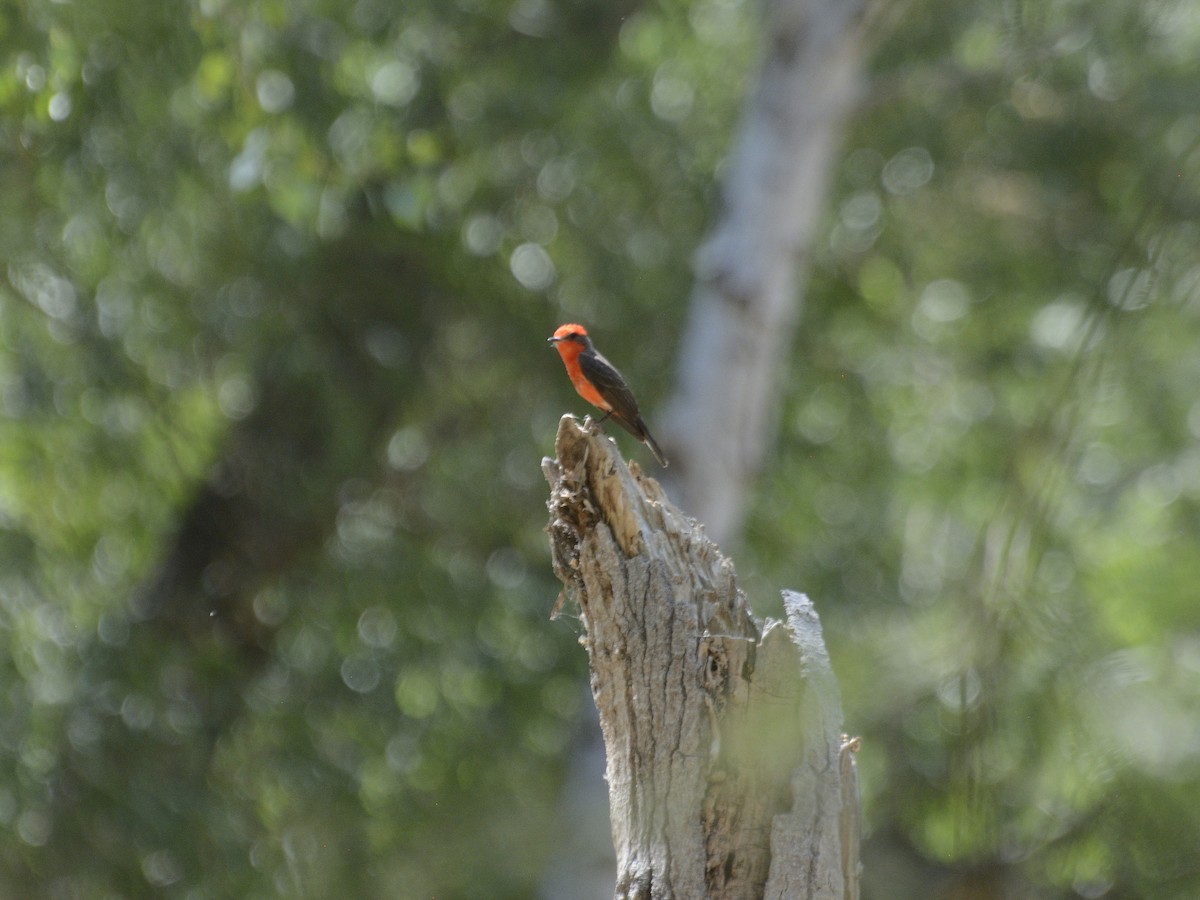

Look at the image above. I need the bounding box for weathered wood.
[544,416,860,900]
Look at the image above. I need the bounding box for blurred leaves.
[749,0,1200,896]
[0,0,1199,897]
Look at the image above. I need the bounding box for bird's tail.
[642,427,669,468]
[608,412,670,467]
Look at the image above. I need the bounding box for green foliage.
[1,0,1199,896]
[0,0,732,896]
[747,0,1200,896]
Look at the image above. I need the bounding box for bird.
[548,323,668,467]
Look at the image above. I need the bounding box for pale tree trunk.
[661,0,870,545]
[543,418,860,900]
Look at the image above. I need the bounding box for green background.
[1,0,1198,896]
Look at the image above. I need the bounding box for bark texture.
[544,416,859,900]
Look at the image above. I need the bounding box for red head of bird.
[547,323,591,358]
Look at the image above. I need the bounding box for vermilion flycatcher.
[548,323,669,467]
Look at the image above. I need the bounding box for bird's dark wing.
[578,350,646,439]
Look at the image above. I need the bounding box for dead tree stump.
[543,415,860,900]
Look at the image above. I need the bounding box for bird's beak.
[547,336,561,344]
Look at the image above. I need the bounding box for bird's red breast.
[548,324,611,410]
